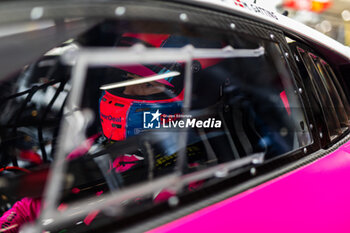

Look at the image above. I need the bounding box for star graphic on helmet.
[151,110,162,122]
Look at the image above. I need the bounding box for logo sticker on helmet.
[100,113,122,123]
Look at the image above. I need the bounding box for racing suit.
[0,198,41,233]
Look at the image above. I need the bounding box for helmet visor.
[96,62,184,101]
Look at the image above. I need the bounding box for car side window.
[55,23,314,221]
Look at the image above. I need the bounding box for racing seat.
[191,62,245,163]
[221,85,265,158]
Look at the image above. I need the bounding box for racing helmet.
[99,33,184,141]
[99,33,222,141]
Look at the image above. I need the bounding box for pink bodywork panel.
[148,141,350,233]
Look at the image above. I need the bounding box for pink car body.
[149,141,350,233]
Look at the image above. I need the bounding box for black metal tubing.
[37,79,67,162]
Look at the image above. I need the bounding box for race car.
[0,0,349,232]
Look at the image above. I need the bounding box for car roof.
[179,0,350,62]
[0,0,348,77]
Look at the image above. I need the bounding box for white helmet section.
[192,0,350,61]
